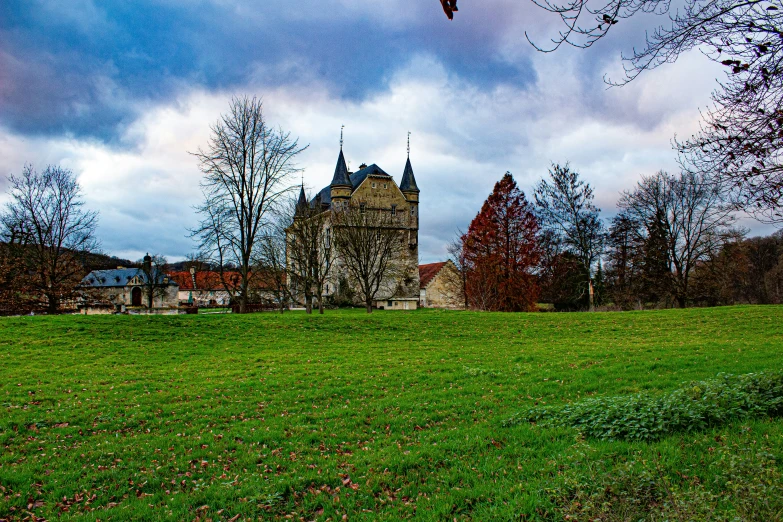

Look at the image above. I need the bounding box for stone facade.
[419,260,464,309]
[80,257,180,309]
[289,148,421,309]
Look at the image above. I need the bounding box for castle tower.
[329,149,352,209]
[400,155,420,249]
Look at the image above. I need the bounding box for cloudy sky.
[1,0,776,262]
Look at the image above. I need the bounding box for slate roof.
[80,268,176,288]
[330,149,351,186]
[400,158,419,193]
[419,262,447,289]
[296,185,308,210]
[349,163,390,187]
[312,163,392,207]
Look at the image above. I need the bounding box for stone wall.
[422,262,464,309]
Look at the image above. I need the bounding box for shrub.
[547,439,783,521]
[503,371,783,441]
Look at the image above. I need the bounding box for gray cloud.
[1,0,772,263]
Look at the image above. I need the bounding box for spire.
[400,153,419,193]
[330,149,351,187]
[295,184,308,215]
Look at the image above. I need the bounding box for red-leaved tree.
[462,172,541,312]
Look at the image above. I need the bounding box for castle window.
[387,300,393,307]
[325,227,331,248]
[410,206,415,216]
[391,205,397,216]
[372,182,376,189]
[360,203,366,214]
[383,183,388,189]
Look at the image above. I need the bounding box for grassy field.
[1,306,782,520]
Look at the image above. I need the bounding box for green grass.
[0,306,782,520]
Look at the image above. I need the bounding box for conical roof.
[295,185,308,215]
[400,157,419,193]
[330,149,351,187]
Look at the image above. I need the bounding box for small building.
[169,270,235,306]
[419,260,464,309]
[80,259,179,309]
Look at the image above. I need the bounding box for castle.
[288,146,421,310]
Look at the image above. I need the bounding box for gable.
[419,262,446,289]
[350,175,409,208]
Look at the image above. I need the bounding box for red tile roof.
[169,271,241,291]
[419,262,447,289]
[169,270,283,291]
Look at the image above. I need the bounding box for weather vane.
[407,131,411,158]
[340,125,345,150]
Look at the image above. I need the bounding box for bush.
[547,438,783,521]
[503,371,783,441]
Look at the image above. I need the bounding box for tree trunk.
[365,299,373,314]
[676,295,687,308]
[46,293,58,314]
[464,279,469,310]
[318,295,324,314]
[588,278,595,312]
[305,294,312,314]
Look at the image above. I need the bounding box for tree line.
[444,0,783,312]
[452,166,782,312]
[2,96,779,315]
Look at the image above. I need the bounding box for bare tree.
[257,228,292,314]
[183,252,211,273]
[447,231,469,309]
[1,165,99,313]
[191,96,306,313]
[333,206,407,313]
[136,253,172,308]
[535,163,605,310]
[526,0,783,222]
[618,171,735,307]
[285,190,333,314]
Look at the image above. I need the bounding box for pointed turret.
[400,157,419,193]
[329,148,353,208]
[330,149,352,188]
[295,184,308,216]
